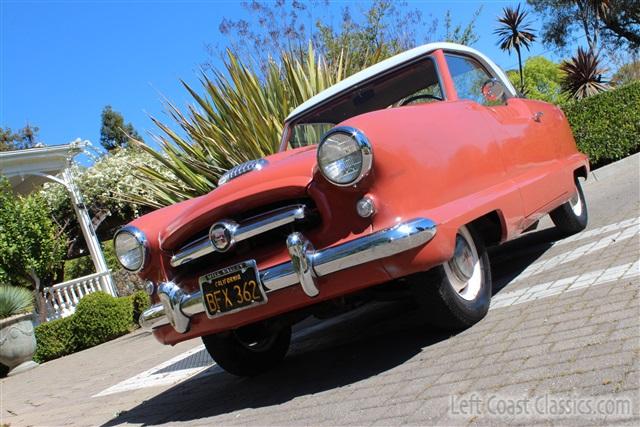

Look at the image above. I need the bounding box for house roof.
[0,140,87,194]
[285,42,517,122]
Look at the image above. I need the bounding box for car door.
[444,53,564,218]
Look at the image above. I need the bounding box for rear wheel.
[410,224,492,331]
[550,176,588,234]
[202,322,291,377]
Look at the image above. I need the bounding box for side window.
[445,54,504,106]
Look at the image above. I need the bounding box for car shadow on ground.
[102,225,566,426]
[489,226,567,293]
[103,300,450,426]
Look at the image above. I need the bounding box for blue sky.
[1,0,570,156]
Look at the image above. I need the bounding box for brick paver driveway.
[2,156,638,426]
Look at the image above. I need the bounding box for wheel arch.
[467,210,506,247]
[574,165,588,179]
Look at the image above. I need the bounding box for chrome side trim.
[141,218,437,332]
[170,204,308,268]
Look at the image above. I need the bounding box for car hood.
[131,145,318,252]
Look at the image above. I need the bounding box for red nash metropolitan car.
[115,42,589,376]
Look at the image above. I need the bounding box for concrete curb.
[590,152,640,181]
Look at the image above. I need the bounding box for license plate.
[198,260,267,318]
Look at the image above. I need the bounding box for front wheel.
[202,322,291,377]
[410,224,492,331]
[550,176,588,235]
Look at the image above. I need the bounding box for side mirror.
[481,78,506,103]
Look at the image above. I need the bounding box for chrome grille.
[170,204,308,268]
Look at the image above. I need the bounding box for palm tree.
[560,47,609,99]
[494,4,536,92]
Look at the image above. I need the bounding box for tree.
[316,2,482,73]
[560,47,609,99]
[495,4,537,92]
[99,106,142,151]
[215,0,482,75]
[612,60,640,86]
[527,0,639,52]
[0,176,67,320]
[315,1,424,74]
[0,124,40,152]
[507,56,568,103]
[442,8,483,46]
[599,0,640,49]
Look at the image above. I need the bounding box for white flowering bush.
[41,147,178,260]
[40,147,178,282]
[42,147,174,219]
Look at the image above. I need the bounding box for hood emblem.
[218,159,268,185]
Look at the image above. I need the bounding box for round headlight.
[317,126,372,186]
[114,226,148,272]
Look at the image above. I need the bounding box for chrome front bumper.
[140,218,437,333]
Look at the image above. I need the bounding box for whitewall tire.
[410,224,492,331]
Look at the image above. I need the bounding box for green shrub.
[33,292,138,363]
[71,292,133,349]
[33,317,75,363]
[130,290,150,324]
[0,177,66,289]
[563,81,640,168]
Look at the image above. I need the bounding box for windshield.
[285,56,442,149]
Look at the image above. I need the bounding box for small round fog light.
[145,281,156,295]
[356,196,376,218]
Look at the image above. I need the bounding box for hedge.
[71,292,133,349]
[34,292,137,363]
[563,81,640,168]
[33,316,75,363]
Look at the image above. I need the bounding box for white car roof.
[285,42,517,122]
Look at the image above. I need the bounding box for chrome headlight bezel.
[317,126,373,187]
[113,226,149,272]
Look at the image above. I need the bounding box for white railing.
[43,271,113,321]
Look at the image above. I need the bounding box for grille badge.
[209,220,238,252]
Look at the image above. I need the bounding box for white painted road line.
[515,223,639,281]
[551,216,639,247]
[93,345,216,397]
[491,260,640,310]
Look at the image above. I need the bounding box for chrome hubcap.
[450,235,475,282]
[444,227,483,301]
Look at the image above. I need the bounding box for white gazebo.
[0,140,117,321]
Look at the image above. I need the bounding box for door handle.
[532,111,544,122]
